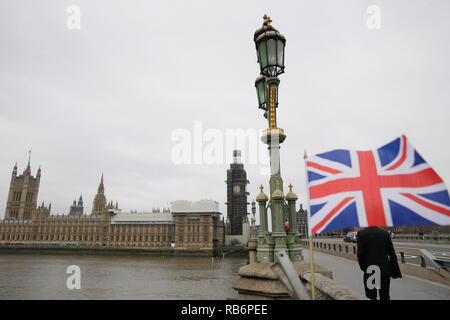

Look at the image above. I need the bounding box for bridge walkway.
[303,250,450,300]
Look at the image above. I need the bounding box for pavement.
[303,250,450,300]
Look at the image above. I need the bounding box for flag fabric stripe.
[311,197,354,234]
[310,168,443,200]
[357,151,386,226]
[386,135,407,171]
[401,193,450,217]
[307,161,343,174]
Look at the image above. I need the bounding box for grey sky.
[0,0,449,221]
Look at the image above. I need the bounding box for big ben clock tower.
[225,150,250,235]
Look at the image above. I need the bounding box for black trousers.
[363,273,391,300]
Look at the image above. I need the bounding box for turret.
[92,174,107,215]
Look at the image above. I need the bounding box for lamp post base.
[257,244,273,263]
[272,232,288,262]
[287,243,303,262]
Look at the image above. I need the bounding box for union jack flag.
[305,135,450,235]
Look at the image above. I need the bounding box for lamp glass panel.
[277,40,284,68]
[267,39,277,66]
[257,81,265,106]
[258,42,268,70]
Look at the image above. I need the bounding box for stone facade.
[171,200,224,250]
[0,213,176,247]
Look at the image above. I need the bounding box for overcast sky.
[0,0,449,221]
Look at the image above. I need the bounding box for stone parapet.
[302,273,367,300]
[232,261,366,300]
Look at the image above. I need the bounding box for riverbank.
[0,245,249,257]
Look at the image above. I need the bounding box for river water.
[0,254,248,299]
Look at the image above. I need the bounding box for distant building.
[225,150,249,236]
[297,204,308,237]
[0,169,224,249]
[69,195,84,216]
[171,200,224,250]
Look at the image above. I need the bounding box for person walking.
[357,226,402,300]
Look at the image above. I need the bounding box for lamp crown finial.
[275,180,280,188]
[263,14,272,26]
[260,184,264,191]
[289,183,293,191]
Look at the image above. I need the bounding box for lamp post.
[254,15,302,262]
[254,15,286,195]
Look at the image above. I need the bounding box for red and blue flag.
[305,135,450,235]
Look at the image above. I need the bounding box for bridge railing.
[392,234,450,242]
[300,239,450,286]
[309,233,450,242]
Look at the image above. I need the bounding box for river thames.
[0,254,247,299]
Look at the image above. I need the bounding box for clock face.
[233,185,241,194]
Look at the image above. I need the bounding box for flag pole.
[308,234,316,300]
[304,150,316,300]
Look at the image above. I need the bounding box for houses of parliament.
[0,159,225,250]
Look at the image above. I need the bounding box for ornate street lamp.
[253,15,302,263]
[254,15,286,77]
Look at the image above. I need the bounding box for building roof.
[111,211,174,224]
[170,199,219,213]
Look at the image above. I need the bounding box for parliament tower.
[225,150,249,235]
[5,159,41,220]
[92,174,107,216]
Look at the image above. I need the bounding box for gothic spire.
[22,149,32,175]
[98,174,105,194]
[26,149,31,169]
